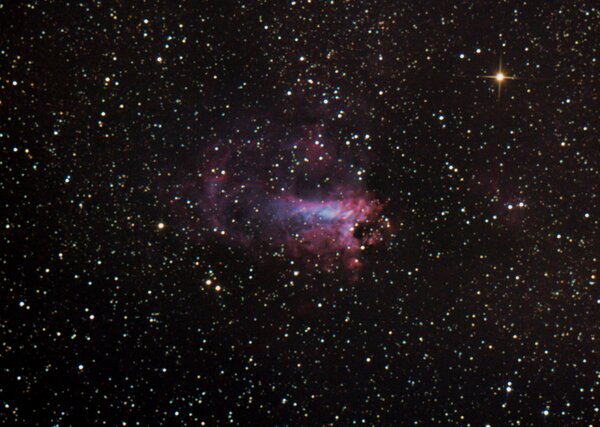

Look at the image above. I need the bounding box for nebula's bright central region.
[289,199,365,222]
[267,192,386,269]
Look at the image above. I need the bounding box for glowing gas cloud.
[174,133,390,274]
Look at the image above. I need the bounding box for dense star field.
[1,1,598,425]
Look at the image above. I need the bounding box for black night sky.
[1,1,598,425]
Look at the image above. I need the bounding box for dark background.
[1,1,597,425]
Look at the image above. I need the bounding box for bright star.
[479,58,517,99]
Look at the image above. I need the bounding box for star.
[479,57,517,99]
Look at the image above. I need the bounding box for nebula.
[176,134,389,274]
[266,190,386,270]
